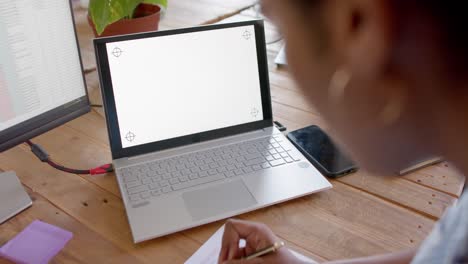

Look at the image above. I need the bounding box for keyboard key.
[198,171,208,178]
[209,163,219,169]
[172,174,225,191]
[243,167,254,174]
[181,169,191,175]
[123,175,138,182]
[172,171,182,178]
[276,148,286,153]
[208,169,218,175]
[149,183,159,190]
[234,169,244,175]
[141,191,151,199]
[151,189,161,196]
[224,171,235,178]
[269,149,277,155]
[245,153,262,160]
[200,164,210,171]
[252,165,262,171]
[261,162,271,169]
[218,160,228,166]
[265,155,274,161]
[141,178,152,185]
[236,156,246,162]
[159,180,169,187]
[190,167,201,173]
[186,162,196,168]
[162,186,172,193]
[288,151,302,161]
[279,143,293,151]
[235,163,246,169]
[217,167,227,173]
[269,159,286,167]
[126,181,141,189]
[169,178,180,185]
[273,154,281,160]
[189,173,199,180]
[247,148,257,154]
[179,176,189,182]
[128,185,148,195]
[130,194,140,202]
[244,157,265,166]
[227,165,236,171]
[153,175,162,182]
[162,173,171,180]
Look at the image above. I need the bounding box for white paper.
[185,225,318,264]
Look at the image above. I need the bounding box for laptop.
[94,20,332,243]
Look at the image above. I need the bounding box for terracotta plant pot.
[88,4,161,38]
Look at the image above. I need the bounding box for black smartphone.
[287,125,358,178]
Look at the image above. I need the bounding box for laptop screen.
[105,25,264,149]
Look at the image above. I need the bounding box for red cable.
[26,140,113,175]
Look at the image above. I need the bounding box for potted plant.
[88,0,168,37]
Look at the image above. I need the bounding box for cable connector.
[90,164,114,175]
[28,141,50,162]
[274,121,287,132]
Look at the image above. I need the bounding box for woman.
[218,1,468,263]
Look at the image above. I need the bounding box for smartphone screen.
[287,125,357,177]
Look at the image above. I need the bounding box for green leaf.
[142,0,167,8]
[89,0,141,35]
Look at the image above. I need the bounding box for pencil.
[244,241,285,260]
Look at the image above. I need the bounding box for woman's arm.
[325,249,417,264]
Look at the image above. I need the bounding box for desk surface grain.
[0,1,465,263]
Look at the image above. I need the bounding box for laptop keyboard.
[118,135,302,203]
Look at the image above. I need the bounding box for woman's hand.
[218,219,304,264]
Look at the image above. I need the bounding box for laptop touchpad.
[182,180,257,221]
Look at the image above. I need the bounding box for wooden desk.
[0,1,465,263]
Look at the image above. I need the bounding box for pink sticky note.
[0,220,73,264]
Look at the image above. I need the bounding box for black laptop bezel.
[94,20,273,160]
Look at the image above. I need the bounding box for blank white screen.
[107,25,264,148]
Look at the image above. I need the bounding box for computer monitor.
[0,1,89,223]
[0,0,90,152]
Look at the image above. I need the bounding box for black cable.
[26,140,113,175]
[266,37,283,45]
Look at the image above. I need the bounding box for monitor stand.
[0,171,32,224]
